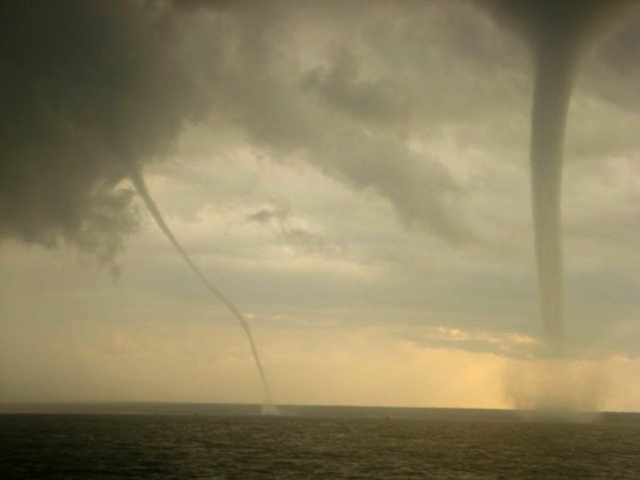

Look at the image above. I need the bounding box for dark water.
[1,405,639,479]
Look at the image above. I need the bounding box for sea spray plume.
[504,357,610,416]
[489,0,639,352]
[126,161,275,408]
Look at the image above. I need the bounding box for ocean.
[1,403,639,479]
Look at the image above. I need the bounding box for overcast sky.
[1,0,639,411]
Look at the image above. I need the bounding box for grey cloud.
[301,49,412,125]
[244,203,333,255]
[186,3,477,242]
[565,207,640,252]
[284,228,329,255]
[598,16,640,86]
[581,16,640,120]
[325,133,472,242]
[244,205,290,226]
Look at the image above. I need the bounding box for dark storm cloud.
[0,1,204,269]
[2,0,638,268]
[488,0,639,46]
[486,1,640,114]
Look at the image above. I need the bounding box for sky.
[1,0,639,411]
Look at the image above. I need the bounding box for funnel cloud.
[128,163,274,406]
[490,0,640,352]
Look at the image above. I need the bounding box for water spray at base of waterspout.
[126,162,276,410]
[260,404,281,416]
[504,357,610,421]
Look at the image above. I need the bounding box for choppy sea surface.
[1,403,639,479]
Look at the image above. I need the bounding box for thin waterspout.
[127,162,274,406]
